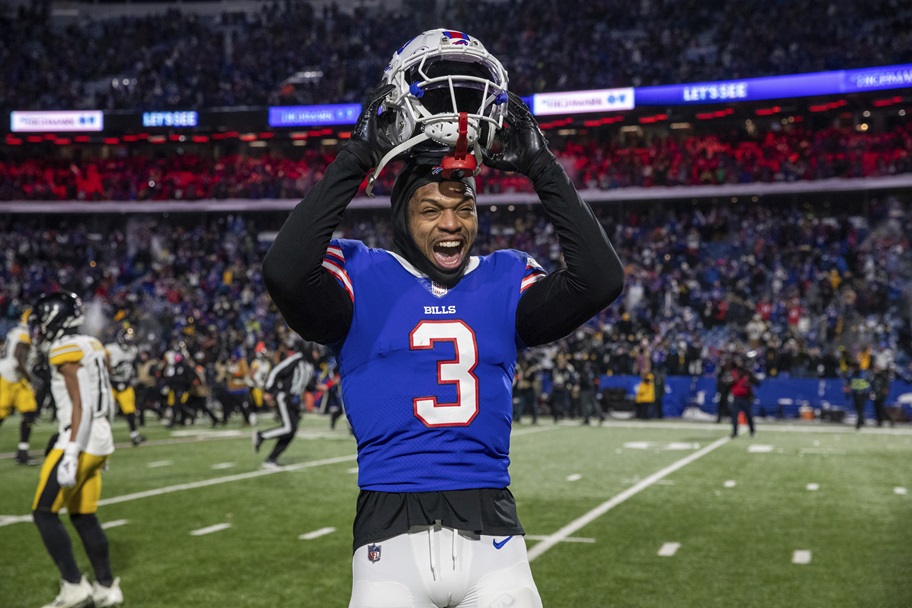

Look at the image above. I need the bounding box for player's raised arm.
[483,92,625,347]
[262,83,397,345]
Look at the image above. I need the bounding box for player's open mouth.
[433,239,464,269]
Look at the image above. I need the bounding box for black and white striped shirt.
[265,352,313,396]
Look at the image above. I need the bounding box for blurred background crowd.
[2,0,910,112]
[1,0,911,422]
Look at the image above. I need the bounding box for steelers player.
[29,292,124,608]
[247,341,272,422]
[105,326,145,446]
[0,307,40,465]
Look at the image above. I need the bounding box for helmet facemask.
[368,29,509,194]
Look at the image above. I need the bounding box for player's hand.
[57,446,80,488]
[349,82,398,166]
[482,91,556,179]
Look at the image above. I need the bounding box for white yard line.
[527,435,730,562]
[792,550,812,564]
[657,542,681,557]
[525,534,595,544]
[101,519,129,530]
[211,462,237,470]
[101,454,357,507]
[147,460,174,468]
[190,523,232,536]
[299,527,336,540]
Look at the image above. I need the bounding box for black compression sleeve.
[516,161,624,347]
[262,142,374,345]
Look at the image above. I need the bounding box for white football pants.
[349,523,542,608]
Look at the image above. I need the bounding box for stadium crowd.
[2,121,911,201]
[1,0,910,112]
[2,194,910,404]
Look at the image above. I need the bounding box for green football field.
[2,413,910,608]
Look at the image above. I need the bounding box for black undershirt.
[263,140,624,551]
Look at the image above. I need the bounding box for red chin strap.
[439,112,477,177]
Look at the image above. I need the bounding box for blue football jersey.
[323,239,546,492]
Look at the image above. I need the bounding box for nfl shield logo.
[431,282,448,297]
[367,544,381,563]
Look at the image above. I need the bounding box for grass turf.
[1,413,910,607]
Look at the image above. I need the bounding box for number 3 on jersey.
[409,320,479,427]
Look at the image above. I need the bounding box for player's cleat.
[130,434,146,447]
[15,450,39,466]
[91,577,124,608]
[41,576,93,608]
[261,459,281,470]
[252,430,263,453]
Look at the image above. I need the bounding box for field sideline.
[2,414,911,607]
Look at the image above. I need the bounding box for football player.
[247,341,272,418]
[29,292,124,608]
[162,348,194,428]
[263,31,624,608]
[0,307,40,465]
[252,342,314,468]
[105,326,146,446]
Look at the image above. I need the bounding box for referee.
[252,344,314,468]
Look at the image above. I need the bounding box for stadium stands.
[2,0,911,420]
[1,0,910,111]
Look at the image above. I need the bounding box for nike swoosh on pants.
[492,536,514,550]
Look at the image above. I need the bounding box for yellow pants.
[112,386,136,415]
[33,449,109,514]
[0,377,37,419]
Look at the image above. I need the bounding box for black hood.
[390,161,477,287]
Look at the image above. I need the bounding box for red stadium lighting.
[74,136,90,143]
[192,135,210,143]
[239,133,258,142]
[27,136,43,143]
[149,135,166,143]
[755,106,781,116]
[257,132,275,139]
[873,96,903,107]
[638,113,667,124]
[54,138,72,145]
[338,131,351,139]
[122,135,139,142]
[6,136,23,145]
[104,137,120,145]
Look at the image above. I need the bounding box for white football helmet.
[368,29,509,191]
